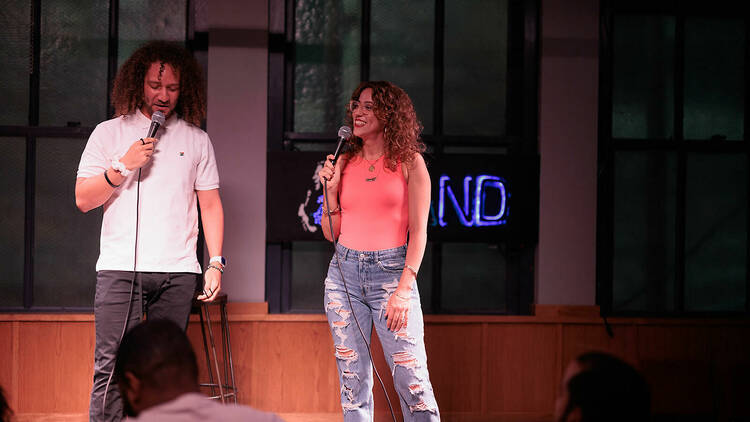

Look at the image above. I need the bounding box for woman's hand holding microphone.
[319,154,341,189]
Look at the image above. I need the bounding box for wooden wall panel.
[17,322,94,413]
[1,314,748,421]
[486,324,559,413]
[0,323,16,409]
[710,326,750,420]
[636,325,712,415]
[424,323,483,412]
[239,321,340,412]
[560,324,639,369]
[186,320,224,392]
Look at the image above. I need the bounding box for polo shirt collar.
[134,108,178,130]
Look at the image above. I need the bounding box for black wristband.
[206,264,224,274]
[104,169,120,188]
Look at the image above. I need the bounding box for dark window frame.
[0,0,199,312]
[597,0,750,317]
[266,0,540,314]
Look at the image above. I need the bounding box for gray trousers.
[89,270,199,422]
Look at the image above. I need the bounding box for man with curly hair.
[75,41,225,422]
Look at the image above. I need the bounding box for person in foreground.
[115,319,284,421]
[76,41,226,421]
[555,352,651,422]
[0,386,12,422]
[318,81,440,421]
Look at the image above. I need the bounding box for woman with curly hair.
[76,41,225,421]
[318,81,440,421]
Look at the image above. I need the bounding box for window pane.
[34,138,101,307]
[39,1,108,127]
[291,241,331,311]
[444,0,508,136]
[0,138,26,307]
[441,243,506,312]
[685,154,746,311]
[612,15,674,139]
[371,0,434,134]
[417,242,434,313]
[294,0,361,133]
[612,151,676,312]
[684,18,745,141]
[0,6,30,125]
[118,0,187,68]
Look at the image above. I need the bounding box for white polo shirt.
[77,110,220,273]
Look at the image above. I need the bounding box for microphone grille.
[152,110,166,125]
[338,126,352,140]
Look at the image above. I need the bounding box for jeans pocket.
[377,258,404,273]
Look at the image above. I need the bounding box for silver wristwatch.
[209,256,227,268]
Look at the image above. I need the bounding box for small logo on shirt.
[179,152,184,156]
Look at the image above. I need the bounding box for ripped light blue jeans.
[324,243,440,421]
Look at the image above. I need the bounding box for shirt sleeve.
[77,123,111,179]
[195,133,220,191]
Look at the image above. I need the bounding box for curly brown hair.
[344,81,425,171]
[111,41,205,126]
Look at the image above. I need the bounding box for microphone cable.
[323,175,397,422]
[101,167,142,417]
[100,111,163,415]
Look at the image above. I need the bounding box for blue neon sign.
[314,174,510,229]
[313,195,325,226]
[438,174,508,227]
[269,151,535,243]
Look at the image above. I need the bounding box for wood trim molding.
[533,304,601,319]
[2,304,749,325]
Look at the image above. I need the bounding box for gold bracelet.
[395,291,410,301]
[405,264,418,278]
[323,205,340,216]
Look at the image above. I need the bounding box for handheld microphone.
[331,126,353,165]
[147,110,166,138]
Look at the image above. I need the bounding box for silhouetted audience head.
[0,386,12,422]
[555,352,651,422]
[115,319,199,417]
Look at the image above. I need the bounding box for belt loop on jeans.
[339,243,349,261]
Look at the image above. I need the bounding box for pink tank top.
[338,155,409,251]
